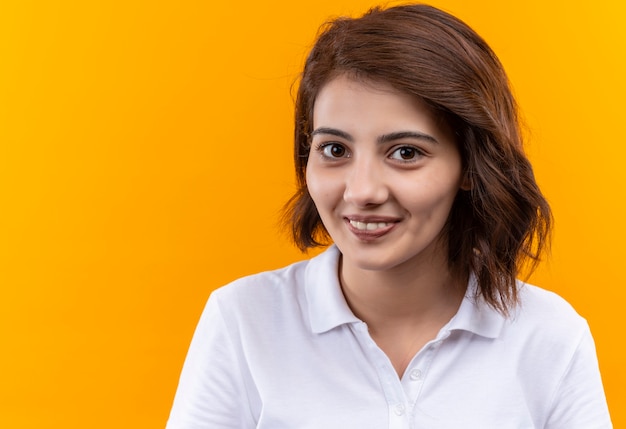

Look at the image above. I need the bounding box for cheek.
[305,167,326,212]
[428,159,463,200]
[401,174,461,215]
[305,167,318,200]
[306,166,341,206]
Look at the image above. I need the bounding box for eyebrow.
[378,131,438,144]
[310,127,353,141]
[310,127,438,144]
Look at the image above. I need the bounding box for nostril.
[344,177,388,206]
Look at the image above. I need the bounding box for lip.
[343,215,400,241]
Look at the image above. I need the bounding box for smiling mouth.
[348,220,393,231]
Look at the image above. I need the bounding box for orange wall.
[1,0,623,427]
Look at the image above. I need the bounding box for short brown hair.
[283,4,551,314]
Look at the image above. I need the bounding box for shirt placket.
[351,322,451,429]
[350,322,409,429]
[402,339,445,417]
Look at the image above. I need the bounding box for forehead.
[312,74,455,141]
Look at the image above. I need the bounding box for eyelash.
[313,142,425,163]
[389,146,425,162]
[315,142,350,159]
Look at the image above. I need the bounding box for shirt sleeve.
[166,293,256,429]
[545,324,612,429]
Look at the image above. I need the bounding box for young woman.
[167,4,611,428]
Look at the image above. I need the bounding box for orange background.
[1,0,624,427]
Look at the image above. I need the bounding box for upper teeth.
[350,220,391,231]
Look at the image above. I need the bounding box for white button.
[393,403,406,416]
[409,369,422,381]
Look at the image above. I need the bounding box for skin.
[306,75,469,377]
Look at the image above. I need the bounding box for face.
[306,75,465,274]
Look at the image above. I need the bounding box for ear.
[460,172,472,191]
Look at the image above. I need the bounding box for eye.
[319,143,348,158]
[389,146,423,161]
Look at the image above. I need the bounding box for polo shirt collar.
[444,274,506,339]
[305,245,360,334]
[305,246,506,339]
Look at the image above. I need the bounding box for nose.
[343,156,389,207]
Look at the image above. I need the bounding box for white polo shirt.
[166,246,612,428]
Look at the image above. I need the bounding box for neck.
[338,251,467,378]
[339,252,467,332]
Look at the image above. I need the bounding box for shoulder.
[514,283,587,331]
[207,246,340,324]
[501,282,590,359]
[210,256,310,310]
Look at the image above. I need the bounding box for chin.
[338,246,414,273]
[336,235,446,274]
